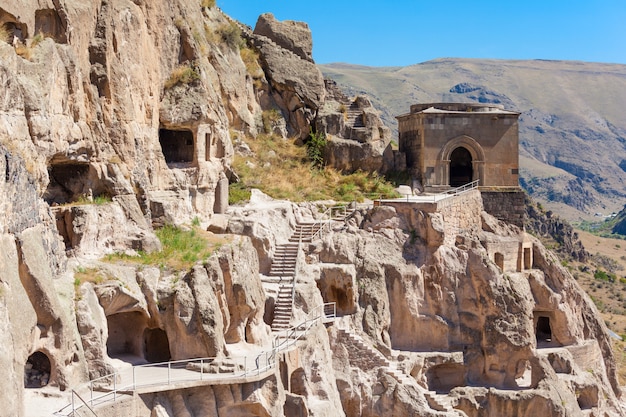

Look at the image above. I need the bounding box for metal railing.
[273,302,337,352]
[55,302,336,417]
[308,204,355,242]
[375,180,480,204]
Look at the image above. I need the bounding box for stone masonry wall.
[481,190,525,228]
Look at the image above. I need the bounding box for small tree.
[306,128,326,169]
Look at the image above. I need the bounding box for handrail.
[375,180,480,205]
[308,203,354,242]
[273,302,336,352]
[55,302,336,417]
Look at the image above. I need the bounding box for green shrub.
[200,0,215,8]
[306,129,326,169]
[229,182,251,205]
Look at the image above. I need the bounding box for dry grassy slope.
[319,59,626,221]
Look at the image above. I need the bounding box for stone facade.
[396,103,520,190]
[482,189,526,228]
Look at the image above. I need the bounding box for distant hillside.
[612,205,626,235]
[319,59,626,220]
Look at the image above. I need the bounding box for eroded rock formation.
[0,1,624,416]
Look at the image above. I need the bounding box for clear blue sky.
[218,0,626,67]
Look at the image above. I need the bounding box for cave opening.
[449,146,473,187]
[143,328,171,363]
[24,351,52,388]
[35,9,67,43]
[159,128,194,165]
[523,247,532,270]
[494,252,504,271]
[536,316,552,344]
[106,312,147,364]
[45,162,92,205]
[425,363,466,393]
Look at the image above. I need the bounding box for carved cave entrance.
[107,312,171,363]
[524,247,532,270]
[35,8,67,43]
[143,328,171,363]
[536,315,552,344]
[494,252,504,271]
[449,147,473,187]
[425,363,466,393]
[159,128,194,165]
[25,351,51,388]
[45,161,93,205]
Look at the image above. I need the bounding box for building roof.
[396,102,520,119]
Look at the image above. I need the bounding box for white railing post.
[168,362,171,385]
[113,374,116,402]
[200,359,203,381]
[133,366,136,390]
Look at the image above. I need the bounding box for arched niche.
[436,135,485,187]
[24,351,52,388]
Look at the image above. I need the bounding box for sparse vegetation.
[74,267,107,287]
[105,225,228,271]
[240,47,263,79]
[164,64,200,89]
[230,132,399,204]
[216,22,244,50]
[306,129,326,169]
[200,0,215,8]
[262,109,282,134]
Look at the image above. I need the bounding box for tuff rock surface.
[0,1,624,416]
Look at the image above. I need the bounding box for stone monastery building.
[396,103,520,190]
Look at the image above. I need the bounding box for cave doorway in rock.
[425,363,466,393]
[35,9,67,43]
[159,128,194,165]
[318,284,351,316]
[45,161,93,205]
[143,328,171,363]
[206,132,225,160]
[24,351,52,388]
[290,368,307,396]
[449,147,473,187]
[536,315,552,344]
[494,252,504,271]
[524,247,532,270]
[106,312,147,363]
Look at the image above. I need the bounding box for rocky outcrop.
[250,13,326,140]
[316,82,394,173]
[73,235,270,380]
[0,145,87,416]
[253,13,314,63]
[525,195,589,261]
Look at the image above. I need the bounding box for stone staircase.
[288,222,322,244]
[346,102,366,129]
[271,284,293,331]
[268,242,299,278]
[337,328,464,416]
[263,221,326,332]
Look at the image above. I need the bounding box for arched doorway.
[25,351,51,388]
[449,147,473,187]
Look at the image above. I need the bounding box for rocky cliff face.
[227,191,624,416]
[0,1,624,416]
